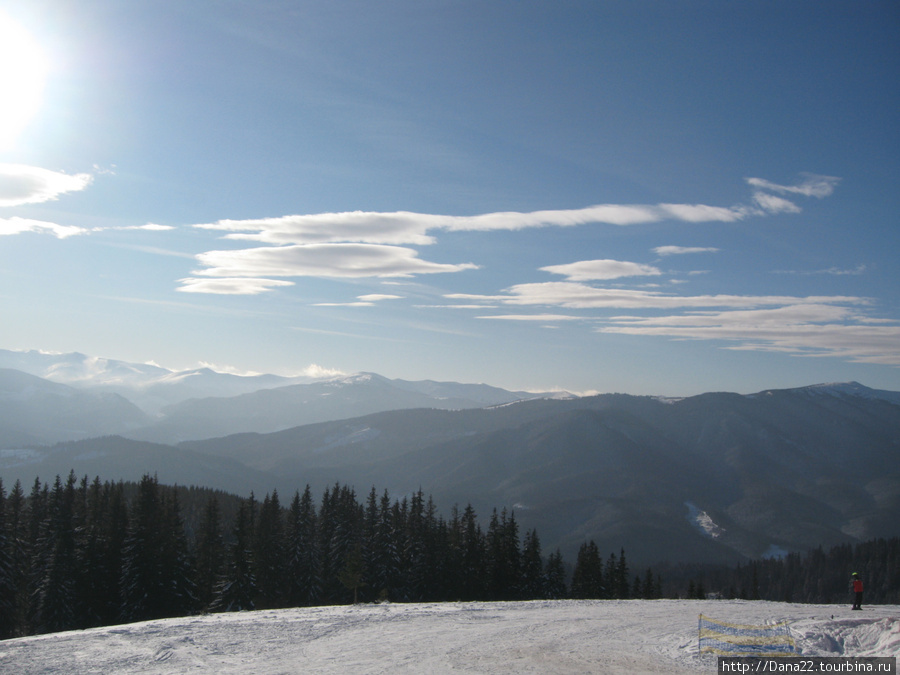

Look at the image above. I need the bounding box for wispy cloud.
[176,277,295,295]
[190,244,478,280]
[541,259,661,281]
[600,305,900,365]
[447,282,863,310]
[0,164,93,207]
[477,313,583,321]
[0,216,87,238]
[773,264,868,276]
[314,293,403,307]
[181,174,838,293]
[746,173,840,199]
[653,246,720,257]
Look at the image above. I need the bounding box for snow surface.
[1,600,897,674]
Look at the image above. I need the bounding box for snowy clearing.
[1,599,897,674]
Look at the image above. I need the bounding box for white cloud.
[176,277,295,295]
[192,243,478,281]
[774,264,868,276]
[190,201,754,249]
[541,259,661,281]
[477,314,582,321]
[0,216,87,238]
[448,282,863,310]
[746,173,840,199]
[653,246,719,257]
[599,305,900,365]
[752,191,802,214]
[129,223,176,231]
[182,174,839,290]
[314,293,403,307]
[0,164,93,206]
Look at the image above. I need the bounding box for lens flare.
[0,12,49,148]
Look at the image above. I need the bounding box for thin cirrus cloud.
[600,305,900,365]
[653,246,720,257]
[448,283,900,365]
[314,293,403,307]
[446,282,864,310]
[179,175,829,293]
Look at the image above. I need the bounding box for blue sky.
[1,0,899,396]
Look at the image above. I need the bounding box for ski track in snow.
[0,599,897,674]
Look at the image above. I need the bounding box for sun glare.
[0,12,49,149]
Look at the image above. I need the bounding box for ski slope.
[1,599,897,674]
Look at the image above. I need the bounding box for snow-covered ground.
[1,599,897,674]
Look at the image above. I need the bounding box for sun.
[0,12,49,149]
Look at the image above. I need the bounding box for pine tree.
[6,480,29,636]
[371,489,400,602]
[337,541,366,604]
[214,499,257,612]
[642,567,657,599]
[570,541,603,599]
[33,474,79,633]
[485,508,521,600]
[286,486,320,606]
[253,491,286,608]
[159,489,197,616]
[195,496,226,611]
[521,529,545,599]
[616,548,630,599]
[544,549,568,600]
[77,477,122,628]
[0,479,17,639]
[458,504,485,600]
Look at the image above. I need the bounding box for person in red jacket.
[851,572,863,610]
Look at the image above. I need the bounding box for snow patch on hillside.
[685,501,726,539]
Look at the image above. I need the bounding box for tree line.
[0,472,656,639]
[664,537,900,604]
[4,472,895,640]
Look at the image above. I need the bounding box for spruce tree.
[521,529,545,599]
[214,499,257,612]
[195,496,225,611]
[33,474,79,634]
[544,549,568,599]
[485,508,521,600]
[253,491,286,608]
[0,479,17,639]
[286,486,320,606]
[570,541,603,599]
[458,504,485,600]
[6,480,29,636]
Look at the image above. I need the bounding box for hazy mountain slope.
[181,384,900,565]
[0,435,274,496]
[2,381,897,565]
[0,349,311,413]
[130,373,558,444]
[0,369,150,447]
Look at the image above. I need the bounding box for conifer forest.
[0,472,897,640]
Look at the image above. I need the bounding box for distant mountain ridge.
[1,368,897,567]
[0,368,150,446]
[0,350,569,445]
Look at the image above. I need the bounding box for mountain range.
[1,348,898,566]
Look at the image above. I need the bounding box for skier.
[851,572,863,610]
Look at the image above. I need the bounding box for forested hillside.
[1,473,897,641]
